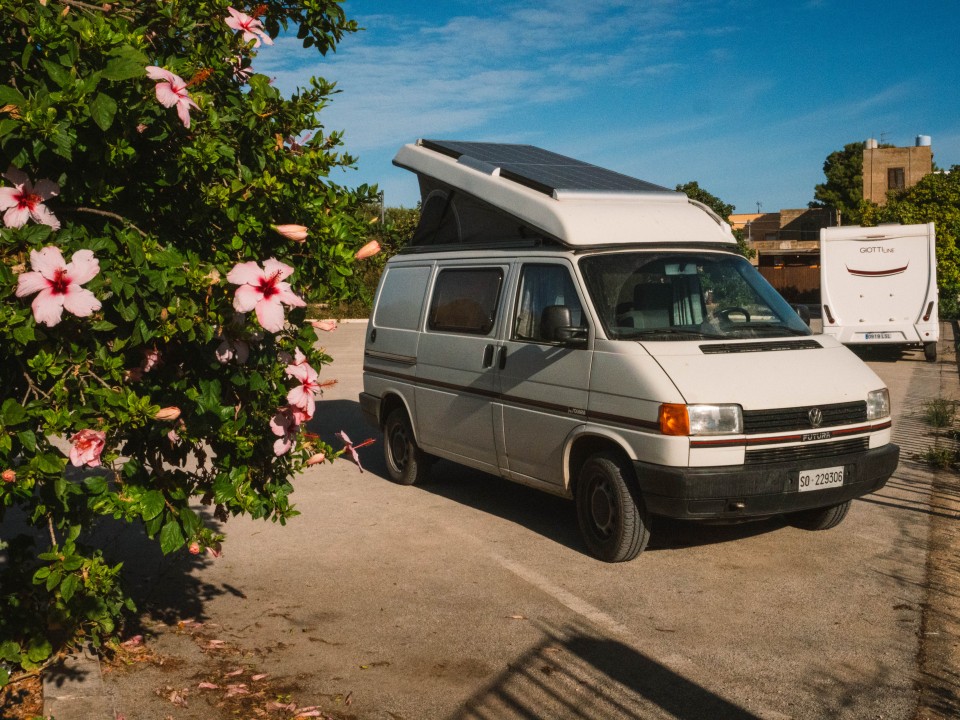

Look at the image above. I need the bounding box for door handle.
[482,344,495,368]
[498,346,507,369]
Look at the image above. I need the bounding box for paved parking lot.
[89,321,958,720]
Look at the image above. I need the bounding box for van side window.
[374,265,431,330]
[427,268,503,335]
[513,264,585,343]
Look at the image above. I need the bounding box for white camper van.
[820,223,938,361]
[361,140,899,562]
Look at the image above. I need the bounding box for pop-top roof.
[392,139,736,249]
[417,139,674,198]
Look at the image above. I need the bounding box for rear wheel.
[924,342,937,362]
[383,408,429,485]
[788,500,851,531]
[575,453,650,562]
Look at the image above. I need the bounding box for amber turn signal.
[659,404,690,436]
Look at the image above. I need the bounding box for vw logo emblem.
[808,407,823,428]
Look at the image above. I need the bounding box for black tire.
[575,453,650,562]
[924,342,937,363]
[788,500,851,531]
[383,408,429,486]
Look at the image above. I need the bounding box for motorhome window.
[580,252,811,340]
[513,264,586,343]
[428,268,503,335]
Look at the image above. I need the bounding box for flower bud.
[272,224,309,243]
[155,406,182,421]
[306,452,326,466]
[188,542,201,555]
[354,240,381,260]
[311,319,337,332]
[2,469,15,483]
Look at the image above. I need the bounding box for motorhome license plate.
[798,466,844,492]
[865,332,892,340]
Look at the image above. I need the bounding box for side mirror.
[555,326,589,347]
[541,305,588,346]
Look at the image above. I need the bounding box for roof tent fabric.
[412,175,553,247]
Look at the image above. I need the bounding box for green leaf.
[0,640,20,663]
[89,92,118,131]
[17,430,37,452]
[26,638,52,663]
[83,475,108,495]
[159,519,184,554]
[60,573,79,603]
[42,59,72,88]
[1,398,27,425]
[0,85,26,106]
[45,568,62,591]
[140,490,165,521]
[36,452,65,475]
[102,46,149,81]
[12,323,35,344]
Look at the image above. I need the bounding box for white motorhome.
[361,140,899,562]
[820,223,938,361]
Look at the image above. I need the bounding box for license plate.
[798,466,844,492]
[865,332,892,340]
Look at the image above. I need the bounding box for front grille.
[744,437,869,465]
[743,401,867,434]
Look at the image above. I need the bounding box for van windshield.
[579,251,811,341]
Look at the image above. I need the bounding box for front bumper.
[635,443,899,519]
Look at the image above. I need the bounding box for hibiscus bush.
[0,0,377,684]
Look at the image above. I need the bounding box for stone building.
[862,136,933,204]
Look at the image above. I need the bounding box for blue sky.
[257,0,960,213]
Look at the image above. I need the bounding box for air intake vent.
[745,437,869,465]
[701,339,822,354]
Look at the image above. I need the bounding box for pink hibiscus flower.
[270,405,308,456]
[225,7,273,47]
[69,429,106,468]
[16,246,101,327]
[335,431,375,473]
[215,337,250,364]
[145,66,199,129]
[285,360,320,419]
[227,258,305,333]
[0,166,60,230]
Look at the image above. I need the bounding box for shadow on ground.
[452,619,761,720]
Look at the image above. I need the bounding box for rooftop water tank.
[916,135,932,147]
[865,138,878,149]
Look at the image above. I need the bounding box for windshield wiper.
[727,323,810,336]
[619,327,722,340]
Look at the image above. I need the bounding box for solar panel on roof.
[420,139,672,197]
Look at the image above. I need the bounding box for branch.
[71,207,149,238]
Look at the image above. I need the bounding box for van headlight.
[659,403,743,436]
[866,388,890,420]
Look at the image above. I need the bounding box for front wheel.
[788,500,851,531]
[575,453,650,562]
[383,408,430,485]
[924,342,937,362]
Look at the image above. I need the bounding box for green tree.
[0,0,374,683]
[675,181,754,258]
[810,141,876,225]
[872,168,960,318]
